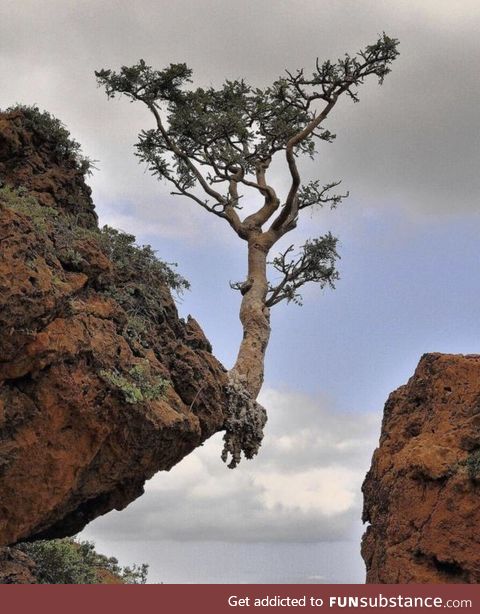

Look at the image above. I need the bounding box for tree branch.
[145,103,245,236]
[147,103,225,203]
[269,97,338,237]
[297,180,349,210]
[241,159,280,229]
[265,235,339,307]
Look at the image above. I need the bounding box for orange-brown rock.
[0,109,97,227]
[0,109,230,546]
[362,353,480,583]
[0,547,37,584]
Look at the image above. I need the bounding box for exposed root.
[221,372,267,469]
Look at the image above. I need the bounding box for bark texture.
[231,238,271,398]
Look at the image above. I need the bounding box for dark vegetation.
[97,226,190,347]
[5,104,96,176]
[19,538,148,584]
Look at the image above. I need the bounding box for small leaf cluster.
[19,538,148,584]
[305,33,399,102]
[99,363,168,404]
[95,60,192,104]
[297,180,348,211]
[59,247,84,269]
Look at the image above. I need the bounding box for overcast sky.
[2,0,480,583]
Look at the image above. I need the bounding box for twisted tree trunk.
[229,234,271,398]
[221,233,271,467]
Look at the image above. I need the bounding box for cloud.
[98,197,209,242]
[254,467,358,516]
[82,388,379,543]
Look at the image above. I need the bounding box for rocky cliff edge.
[362,353,480,583]
[0,108,234,546]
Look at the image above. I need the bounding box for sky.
[1,0,480,583]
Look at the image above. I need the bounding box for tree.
[19,538,148,584]
[95,34,399,466]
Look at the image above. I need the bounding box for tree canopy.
[96,33,398,254]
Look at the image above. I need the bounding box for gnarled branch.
[266,234,340,307]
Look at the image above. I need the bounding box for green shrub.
[55,220,189,302]
[59,247,84,269]
[98,225,189,296]
[19,538,148,584]
[6,104,95,175]
[97,226,189,347]
[100,363,169,404]
[0,185,58,233]
[1,184,187,291]
[123,314,149,347]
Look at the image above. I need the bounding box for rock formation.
[0,547,37,584]
[0,108,259,547]
[362,353,480,583]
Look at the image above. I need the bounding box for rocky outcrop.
[0,109,235,546]
[0,109,97,227]
[0,547,37,584]
[362,353,480,583]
